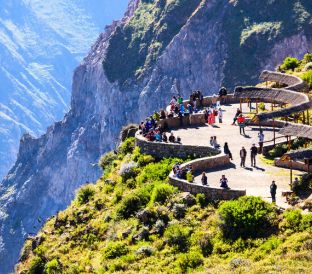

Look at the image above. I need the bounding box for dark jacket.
[250,146,258,155]
[270,183,277,194]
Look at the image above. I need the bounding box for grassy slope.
[17,138,312,274]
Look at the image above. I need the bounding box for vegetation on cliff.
[17,137,312,273]
[103,0,202,85]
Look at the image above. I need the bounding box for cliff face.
[1,0,312,273]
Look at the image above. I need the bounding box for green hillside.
[17,138,312,274]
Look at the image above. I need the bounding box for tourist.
[219,86,227,97]
[224,142,233,160]
[162,132,168,142]
[178,95,183,105]
[250,143,258,167]
[213,136,220,149]
[180,104,185,114]
[218,107,223,123]
[210,136,214,147]
[240,146,247,167]
[208,110,215,126]
[160,109,167,119]
[204,108,209,121]
[187,103,193,114]
[198,90,204,107]
[237,114,246,135]
[270,181,277,203]
[170,96,177,105]
[169,132,176,143]
[232,108,242,125]
[201,172,208,186]
[258,130,264,154]
[220,175,229,189]
[155,131,162,142]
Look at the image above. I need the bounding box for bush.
[194,232,213,257]
[99,151,118,171]
[28,256,45,274]
[218,196,277,239]
[117,187,151,218]
[301,70,312,88]
[76,184,95,205]
[304,62,312,71]
[177,251,203,272]
[301,213,312,232]
[196,193,209,208]
[267,143,288,158]
[279,56,300,71]
[258,102,266,111]
[119,137,135,156]
[303,53,312,64]
[119,161,138,182]
[165,224,191,252]
[103,242,129,259]
[150,183,176,204]
[135,246,154,257]
[280,209,302,232]
[137,154,155,167]
[44,259,61,274]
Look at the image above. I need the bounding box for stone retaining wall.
[135,133,218,159]
[168,154,246,200]
[275,158,312,172]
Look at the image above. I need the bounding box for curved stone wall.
[168,155,246,200]
[135,133,218,159]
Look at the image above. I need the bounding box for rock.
[136,208,157,225]
[175,192,196,206]
[132,226,149,242]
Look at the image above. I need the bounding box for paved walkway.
[170,104,304,208]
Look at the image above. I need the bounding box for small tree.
[279,56,300,71]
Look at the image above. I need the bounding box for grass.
[16,137,312,273]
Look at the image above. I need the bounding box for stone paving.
[170,103,304,208]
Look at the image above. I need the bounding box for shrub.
[304,62,312,71]
[119,161,138,182]
[280,209,302,232]
[135,246,154,257]
[218,196,277,239]
[76,184,95,205]
[267,143,288,159]
[172,203,186,219]
[302,53,312,64]
[177,251,203,272]
[28,256,45,274]
[165,224,191,252]
[258,102,266,111]
[196,193,209,208]
[44,259,61,274]
[99,151,118,171]
[150,183,176,204]
[119,137,135,156]
[117,187,151,218]
[279,56,300,71]
[194,232,213,257]
[301,213,312,232]
[103,242,129,259]
[137,154,155,167]
[301,70,312,88]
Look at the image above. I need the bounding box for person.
[170,96,177,105]
[155,131,162,142]
[210,136,214,147]
[290,177,299,191]
[208,111,215,126]
[213,136,220,149]
[224,142,233,160]
[169,132,175,143]
[270,181,277,203]
[237,114,246,135]
[160,109,167,119]
[258,130,264,154]
[232,108,242,125]
[218,108,223,123]
[240,146,247,167]
[201,172,208,186]
[177,95,183,105]
[162,132,168,142]
[250,143,258,167]
[187,103,193,114]
[220,175,229,189]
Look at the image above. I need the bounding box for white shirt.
[258,133,264,142]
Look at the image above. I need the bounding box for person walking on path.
[218,108,223,123]
[258,130,264,154]
[270,181,277,203]
[201,172,208,186]
[250,143,258,167]
[220,175,229,189]
[224,142,233,160]
[237,114,246,135]
[232,108,242,125]
[240,146,247,167]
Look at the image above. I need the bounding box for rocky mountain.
[1,0,312,273]
[0,0,128,180]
